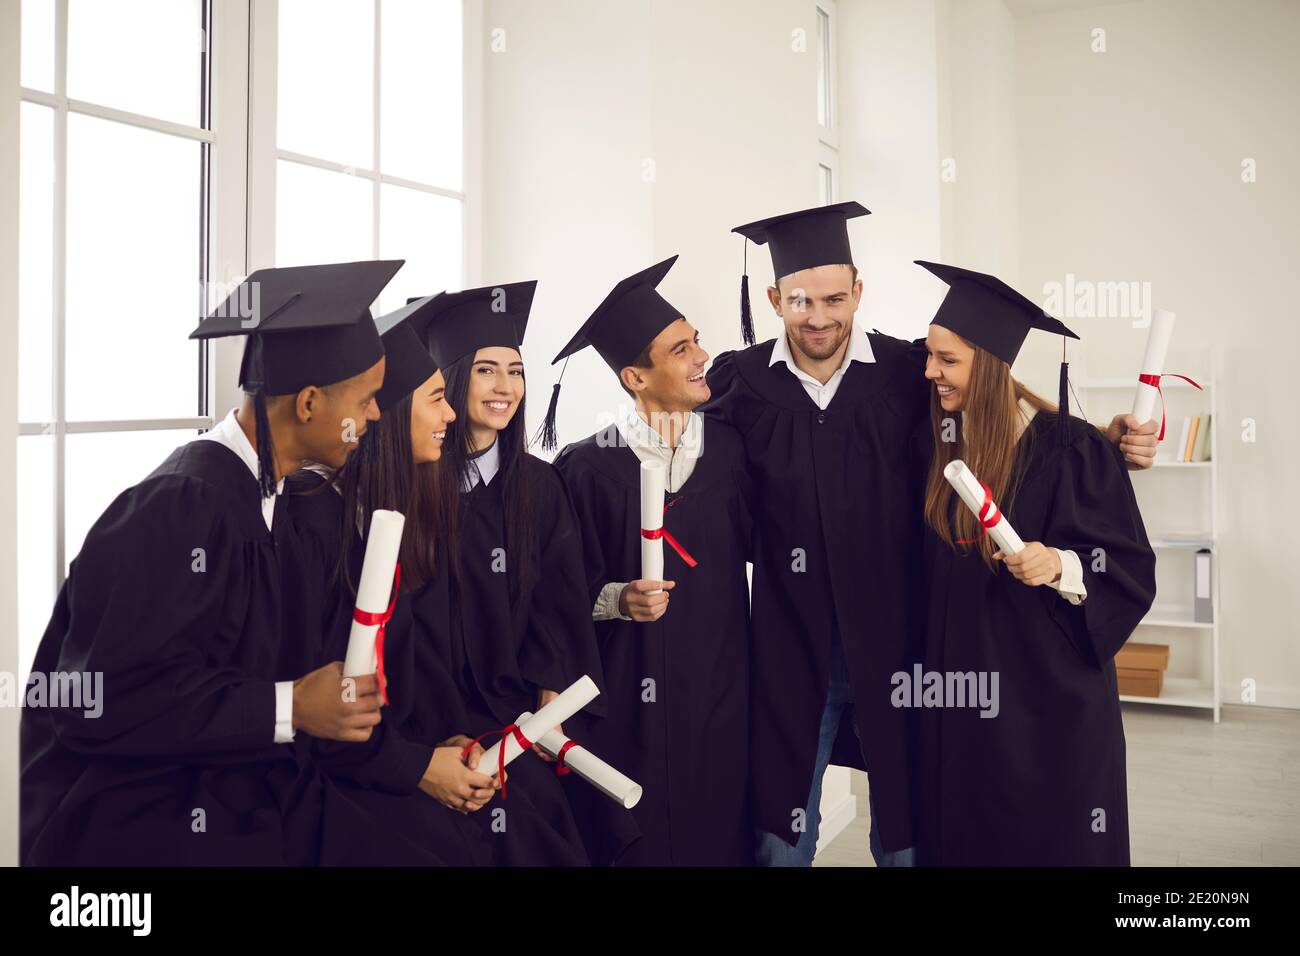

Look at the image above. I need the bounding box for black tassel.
[252,390,279,499]
[740,238,755,347]
[1057,360,1071,447]
[536,381,561,453]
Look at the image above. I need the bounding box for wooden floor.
[813,703,1300,867]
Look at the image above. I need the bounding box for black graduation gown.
[20,440,319,866]
[698,334,930,852]
[915,413,1156,866]
[553,418,754,866]
[282,477,491,866]
[415,452,605,865]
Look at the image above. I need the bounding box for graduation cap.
[915,260,1080,444]
[373,295,442,412]
[731,201,870,346]
[414,280,537,371]
[190,259,402,497]
[536,256,685,452]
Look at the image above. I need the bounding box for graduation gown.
[553,418,753,866]
[915,412,1156,866]
[282,476,491,866]
[20,440,318,866]
[698,334,930,852]
[411,452,605,865]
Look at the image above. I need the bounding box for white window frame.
[816,0,839,151]
[18,0,219,591]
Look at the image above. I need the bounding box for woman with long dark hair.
[284,299,500,864]
[911,261,1156,866]
[417,280,604,866]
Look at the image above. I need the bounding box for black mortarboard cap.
[552,256,683,372]
[373,295,442,412]
[730,201,869,345]
[416,281,537,370]
[190,260,399,395]
[916,260,1080,444]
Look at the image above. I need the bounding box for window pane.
[64,429,197,570]
[278,0,374,168]
[67,0,203,127]
[21,0,55,92]
[817,7,831,128]
[20,103,54,423]
[819,163,833,206]
[276,160,374,267]
[17,434,56,682]
[378,184,462,314]
[65,113,201,421]
[381,0,462,189]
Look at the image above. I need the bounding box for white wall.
[480,0,820,448]
[1013,0,1300,707]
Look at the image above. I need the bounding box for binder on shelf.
[1194,548,1213,623]
[1193,414,1212,461]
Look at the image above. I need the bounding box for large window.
[269,0,466,313]
[816,1,839,204]
[16,0,473,677]
[18,0,214,677]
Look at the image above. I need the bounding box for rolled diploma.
[943,459,1025,556]
[1132,309,1176,430]
[474,675,600,776]
[518,711,643,809]
[640,459,666,591]
[342,509,406,678]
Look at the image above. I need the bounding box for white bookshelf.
[1077,368,1221,722]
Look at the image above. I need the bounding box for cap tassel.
[1057,340,1071,447]
[252,389,279,499]
[740,239,755,347]
[532,356,568,453]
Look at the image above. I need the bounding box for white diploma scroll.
[518,711,643,809]
[1132,309,1176,430]
[342,509,406,678]
[943,460,1025,556]
[474,675,601,777]
[640,459,666,591]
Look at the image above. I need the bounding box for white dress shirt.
[1014,401,1087,604]
[592,408,704,622]
[462,437,501,492]
[194,409,294,743]
[768,321,876,409]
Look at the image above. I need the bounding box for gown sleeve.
[47,476,278,759]
[1041,425,1158,668]
[517,462,608,711]
[698,349,745,430]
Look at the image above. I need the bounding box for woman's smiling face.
[409,368,455,464]
[464,346,525,437]
[924,323,976,412]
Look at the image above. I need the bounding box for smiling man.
[551,256,755,866]
[20,261,398,866]
[701,203,1158,868]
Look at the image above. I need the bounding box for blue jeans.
[755,634,916,867]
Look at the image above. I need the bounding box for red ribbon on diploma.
[1137,372,1204,440]
[641,501,698,568]
[555,739,580,777]
[460,724,534,799]
[955,480,1002,546]
[352,563,400,706]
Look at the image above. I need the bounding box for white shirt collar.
[769,321,875,377]
[195,409,283,530]
[463,437,501,491]
[616,407,703,494]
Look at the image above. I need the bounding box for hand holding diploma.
[619,579,676,622]
[419,736,500,814]
[996,541,1063,588]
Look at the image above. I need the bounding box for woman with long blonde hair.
[912,261,1156,866]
